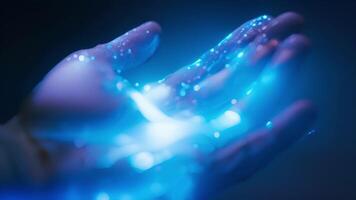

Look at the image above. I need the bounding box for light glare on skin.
[96,192,110,200]
[193,85,201,91]
[145,120,191,149]
[246,88,253,95]
[119,194,133,200]
[231,99,237,105]
[131,152,155,171]
[266,121,273,129]
[145,84,171,102]
[116,82,124,91]
[143,84,151,92]
[237,51,244,58]
[224,110,241,124]
[211,110,241,130]
[78,55,85,61]
[129,91,170,122]
[180,89,186,97]
[213,131,220,138]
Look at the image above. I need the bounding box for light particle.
[231,98,237,105]
[246,88,253,95]
[193,84,201,91]
[143,84,151,92]
[96,192,110,200]
[213,131,220,138]
[116,82,124,91]
[266,121,273,129]
[131,152,154,171]
[307,129,316,135]
[179,89,186,97]
[78,55,85,62]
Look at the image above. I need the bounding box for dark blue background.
[0,0,355,199]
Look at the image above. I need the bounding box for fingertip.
[277,11,304,26]
[283,34,311,51]
[269,34,310,72]
[274,100,318,140]
[142,21,162,34]
[265,11,304,40]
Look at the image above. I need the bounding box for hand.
[141,12,316,199]
[8,12,316,199]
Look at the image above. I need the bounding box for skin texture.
[0,12,316,199]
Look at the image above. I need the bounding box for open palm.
[16,12,316,200]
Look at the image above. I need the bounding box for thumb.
[19,22,161,134]
[84,21,161,72]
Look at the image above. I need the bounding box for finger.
[19,23,162,135]
[264,12,304,40]
[194,101,316,198]
[171,38,278,117]
[164,12,304,89]
[164,15,273,88]
[24,22,162,115]
[157,35,278,115]
[190,38,279,109]
[213,101,316,181]
[65,21,161,73]
[195,101,316,198]
[234,34,311,124]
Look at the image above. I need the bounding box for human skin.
[0,12,316,199]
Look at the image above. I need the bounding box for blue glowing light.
[78,55,85,62]
[129,91,170,122]
[143,84,151,92]
[213,131,221,138]
[96,192,110,200]
[307,129,316,135]
[131,152,155,171]
[246,88,253,95]
[179,89,186,97]
[237,51,244,58]
[266,121,273,129]
[116,82,124,91]
[211,110,241,130]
